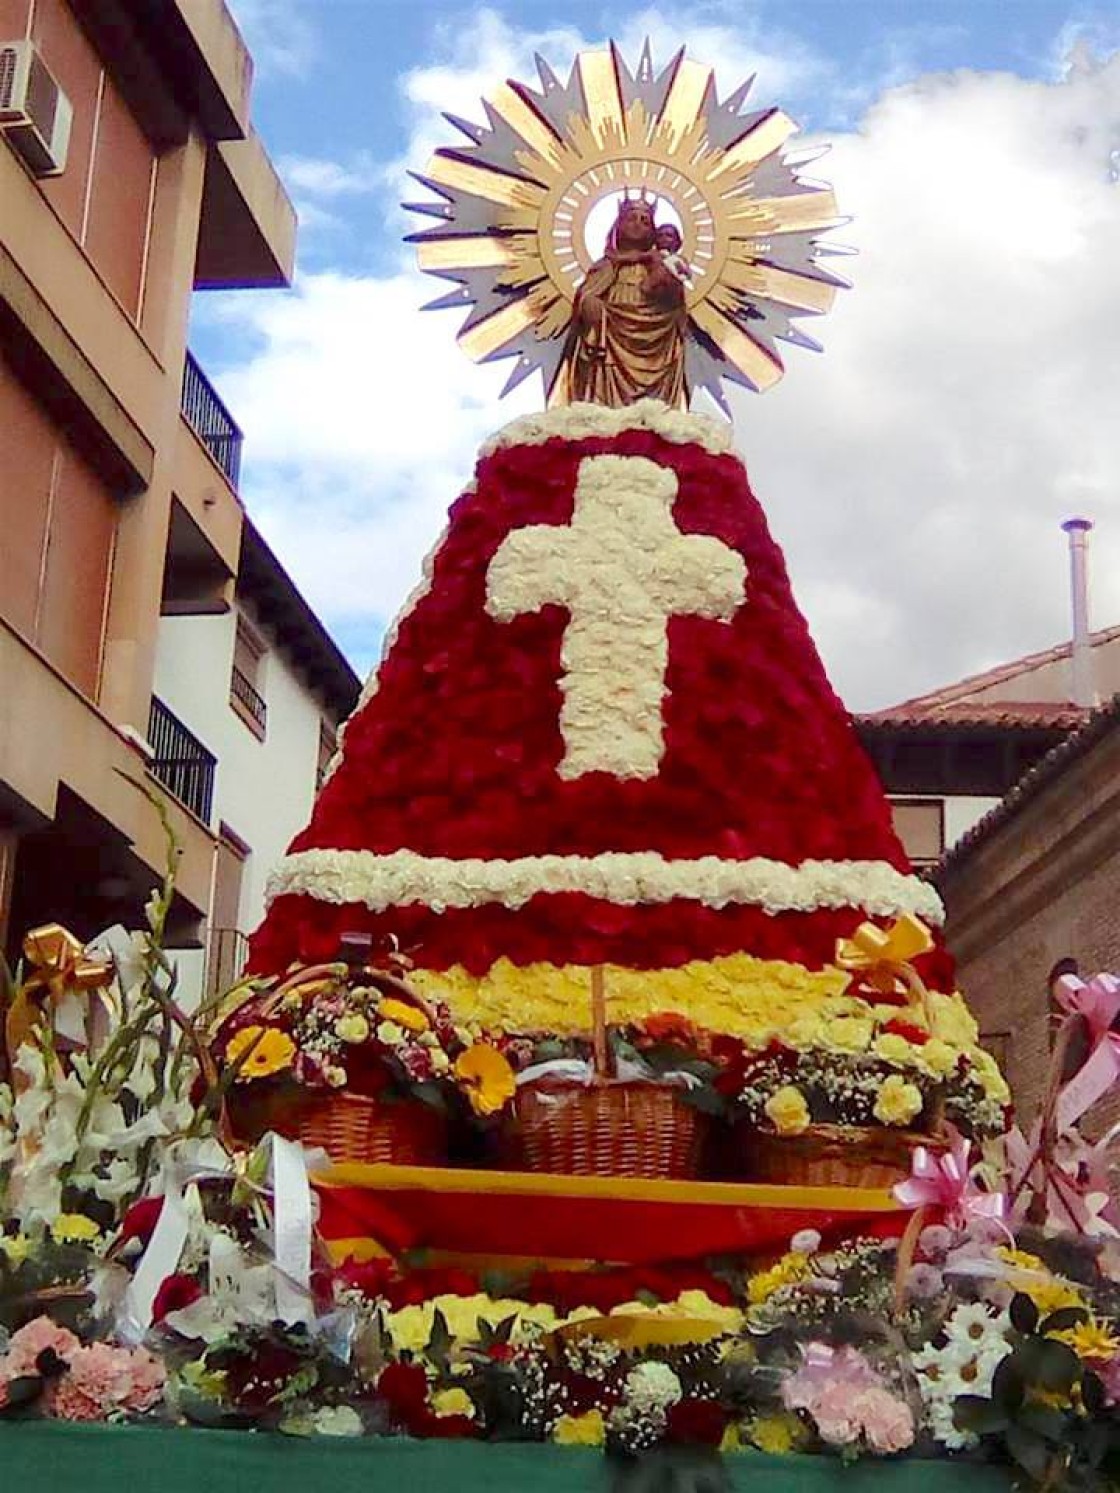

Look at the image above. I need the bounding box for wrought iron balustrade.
[148,697,216,824]
[230,665,267,733]
[181,351,243,488]
[207,927,249,998]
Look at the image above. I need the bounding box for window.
[29,0,157,320]
[0,350,116,699]
[889,798,945,868]
[316,721,337,791]
[206,824,250,999]
[229,616,267,738]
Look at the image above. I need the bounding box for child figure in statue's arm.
[655,224,693,291]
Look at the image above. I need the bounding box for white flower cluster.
[481,399,736,460]
[912,1303,1012,1450]
[267,847,945,923]
[623,1360,684,1414]
[2,1043,195,1229]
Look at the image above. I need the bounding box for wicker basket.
[741,1122,937,1191]
[503,1080,708,1180]
[230,1088,447,1167]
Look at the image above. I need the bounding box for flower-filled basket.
[212,963,467,1167]
[727,921,1009,1190]
[499,978,715,1180]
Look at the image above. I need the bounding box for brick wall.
[940,721,1120,1132]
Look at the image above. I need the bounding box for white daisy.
[944,1301,1000,1349]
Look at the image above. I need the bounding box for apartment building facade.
[0,0,295,958]
[154,519,359,1005]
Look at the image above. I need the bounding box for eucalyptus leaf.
[1017,1403,1068,1443]
[953,1395,1009,1436]
[1010,1292,1040,1335]
[1005,1424,1054,1482]
[1036,1338,1080,1394]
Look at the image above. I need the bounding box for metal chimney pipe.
[1062,516,1096,708]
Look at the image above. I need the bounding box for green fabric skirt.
[0,1424,1012,1492]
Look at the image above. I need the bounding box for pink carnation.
[1,1316,81,1378]
[46,1342,165,1422]
[851,1387,915,1453]
[809,1382,861,1446]
[399,1045,434,1081]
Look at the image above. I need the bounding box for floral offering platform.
[3,36,1120,1493]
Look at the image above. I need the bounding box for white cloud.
[226,0,317,77]
[209,13,1120,713]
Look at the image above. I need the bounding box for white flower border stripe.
[266,851,944,925]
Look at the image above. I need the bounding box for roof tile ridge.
[870,622,1120,718]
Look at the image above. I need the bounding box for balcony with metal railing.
[229,664,267,737]
[181,351,243,489]
[147,697,217,825]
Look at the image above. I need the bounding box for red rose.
[151,1273,203,1322]
[883,1018,930,1047]
[223,1341,305,1414]
[666,1397,727,1446]
[334,1255,395,1301]
[377,1362,429,1432]
[419,1412,479,1439]
[117,1196,164,1248]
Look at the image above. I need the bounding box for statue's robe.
[566,253,687,408]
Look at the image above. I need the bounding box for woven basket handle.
[258,963,437,1029]
[591,967,616,1083]
[362,969,438,1027]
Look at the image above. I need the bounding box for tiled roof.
[938,692,1120,876]
[858,700,1089,731]
[869,625,1120,720]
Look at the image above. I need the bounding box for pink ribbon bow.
[1055,972,1120,1043]
[893,1130,1007,1230]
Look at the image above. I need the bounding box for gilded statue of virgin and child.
[563,196,691,409]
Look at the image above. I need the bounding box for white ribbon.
[120,1132,323,1341]
[516,1057,700,1090]
[269,1132,314,1326]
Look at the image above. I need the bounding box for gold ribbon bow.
[22,924,114,1003]
[836,913,934,1015]
[6,925,115,1091]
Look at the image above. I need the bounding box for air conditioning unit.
[0,39,72,177]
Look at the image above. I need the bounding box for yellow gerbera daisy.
[1053,1319,1120,1363]
[454,1043,516,1115]
[225,1024,297,1081]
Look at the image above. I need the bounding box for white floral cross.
[486,454,747,779]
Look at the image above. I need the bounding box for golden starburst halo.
[406,40,851,411]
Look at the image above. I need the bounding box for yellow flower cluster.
[747,1251,812,1306]
[50,1213,101,1244]
[383,1288,743,1357]
[996,1249,1087,1315]
[764,1085,810,1136]
[411,959,1009,1105]
[553,1410,605,1446]
[747,1412,806,1454]
[873,1074,924,1126]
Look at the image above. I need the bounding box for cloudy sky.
[190,1,1120,711]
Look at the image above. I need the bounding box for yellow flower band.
[412,953,851,1040]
